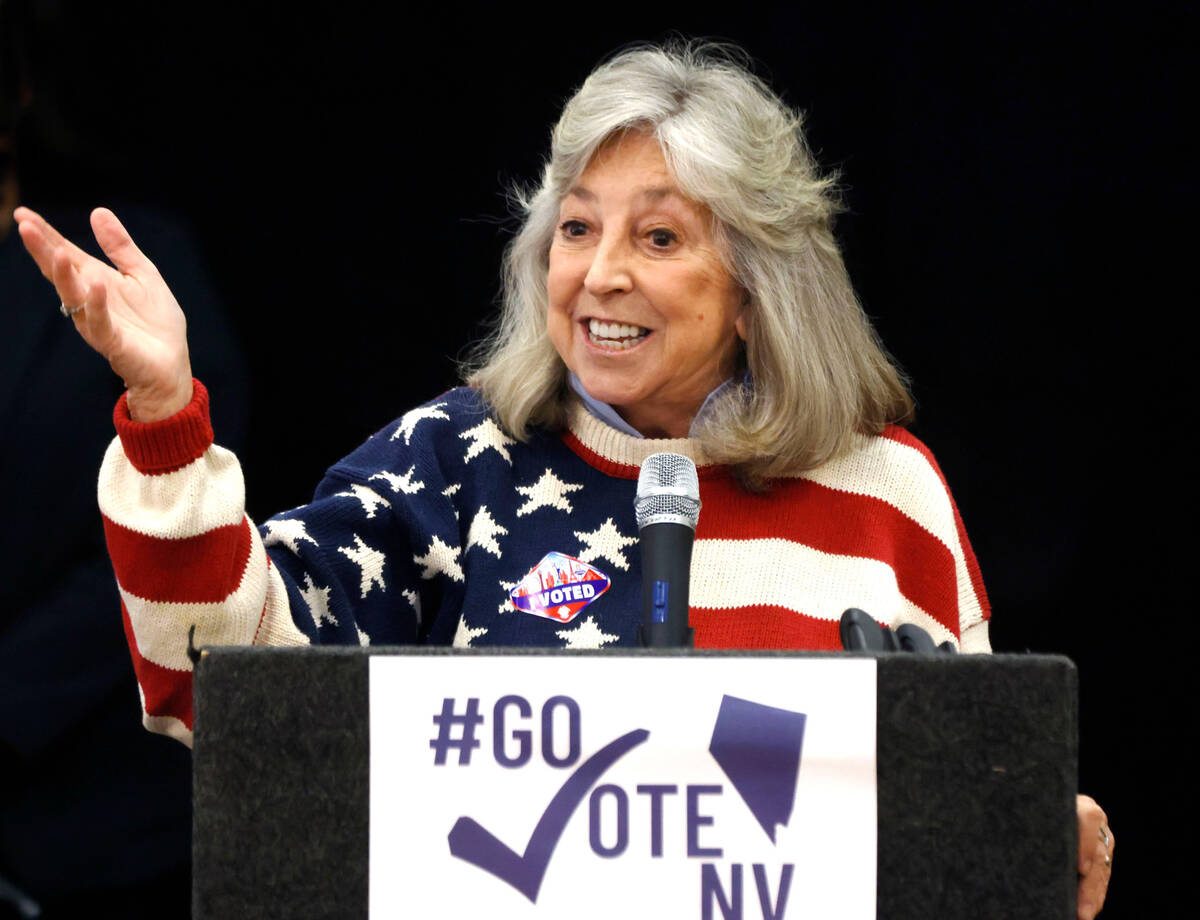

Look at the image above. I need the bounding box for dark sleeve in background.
[3,2,1190,916]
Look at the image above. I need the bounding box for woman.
[13,41,1111,917]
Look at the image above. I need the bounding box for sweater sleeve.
[98,382,466,746]
[98,381,308,746]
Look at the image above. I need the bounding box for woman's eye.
[648,228,677,248]
[560,220,588,237]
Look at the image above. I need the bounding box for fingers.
[1075,794,1113,919]
[1075,795,1107,873]
[15,206,99,283]
[52,252,105,335]
[51,257,117,354]
[79,274,114,344]
[18,208,136,332]
[15,206,152,285]
[90,207,156,276]
[15,206,76,255]
[15,214,59,281]
[52,248,92,310]
[1078,861,1111,919]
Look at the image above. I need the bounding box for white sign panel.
[370,655,876,919]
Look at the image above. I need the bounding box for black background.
[9,2,1191,914]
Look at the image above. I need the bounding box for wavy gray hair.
[465,41,913,490]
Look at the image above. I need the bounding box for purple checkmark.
[447,728,649,902]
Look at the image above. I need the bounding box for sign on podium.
[193,648,1077,919]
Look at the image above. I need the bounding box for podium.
[193,648,1077,919]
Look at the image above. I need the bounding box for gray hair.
[465,41,913,490]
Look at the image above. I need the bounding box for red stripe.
[561,432,640,479]
[103,514,253,603]
[121,598,194,730]
[882,426,991,620]
[563,421,980,632]
[698,474,961,636]
[692,604,842,650]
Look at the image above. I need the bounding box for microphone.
[635,452,700,648]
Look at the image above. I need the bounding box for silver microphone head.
[635,452,701,530]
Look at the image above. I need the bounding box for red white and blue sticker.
[509,552,610,623]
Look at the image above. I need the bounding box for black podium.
[192,648,1077,919]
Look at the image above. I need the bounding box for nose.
[583,232,633,297]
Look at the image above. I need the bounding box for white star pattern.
[460,418,516,465]
[413,535,465,582]
[557,616,619,649]
[443,483,461,520]
[466,506,508,559]
[575,517,638,571]
[356,626,371,646]
[338,534,387,598]
[515,468,584,517]
[369,466,425,495]
[453,615,488,648]
[391,402,450,444]
[334,483,391,518]
[498,579,518,614]
[262,518,319,554]
[402,588,423,626]
[299,573,336,628]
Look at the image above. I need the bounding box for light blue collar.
[567,372,741,439]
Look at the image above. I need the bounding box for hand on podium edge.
[1076,793,1112,919]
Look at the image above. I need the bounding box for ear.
[734,294,749,341]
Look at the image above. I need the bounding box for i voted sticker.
[509,552,610,623]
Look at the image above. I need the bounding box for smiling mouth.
[585,318,651,351]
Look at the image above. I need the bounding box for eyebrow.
[565,185,683,204]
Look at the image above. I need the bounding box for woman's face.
[547,131,745,439]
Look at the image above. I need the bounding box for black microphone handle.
[639,521,694,648]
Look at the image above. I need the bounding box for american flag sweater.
[99,381,990,746]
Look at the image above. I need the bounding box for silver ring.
[60,301,84,318]
[1104,852,1112,868]
[1099,825,1111,849]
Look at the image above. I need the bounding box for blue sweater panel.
[262,387,644,650]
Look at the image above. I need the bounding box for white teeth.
[587,318,648,344]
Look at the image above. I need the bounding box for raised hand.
[14,206,194,421]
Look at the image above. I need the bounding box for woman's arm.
[96,376,439,747]
[97,380,309,746]
[15,208,429,746]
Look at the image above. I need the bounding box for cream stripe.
[566,399,711,467]
[143,713,193,748]
[256,560,311,647]
[120,521,272,671]
[802,435,985,635]
[135,682,194,748]
[98,438,246,538]
[691,538,958,648]
[960,620,992,654]
[803,435,958,550]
